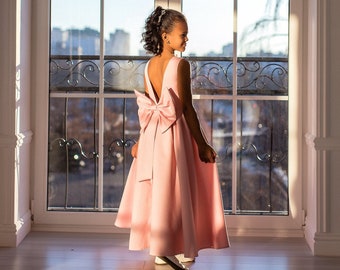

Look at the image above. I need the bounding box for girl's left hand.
[198,143,217,163]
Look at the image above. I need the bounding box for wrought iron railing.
[48,55,289,214]
[49,55,288,95]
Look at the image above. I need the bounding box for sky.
[51,0,288,56]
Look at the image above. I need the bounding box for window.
[33,0,303,234]
[48,0,289,214]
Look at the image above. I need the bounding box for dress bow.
[134,89,178,134]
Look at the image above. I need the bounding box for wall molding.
[0,134,17,148]
[304,132,316,148]
[0,130,33,148]
[304,221,316,254]
[0,210,31,247]
[16,130,33,147]
[314,137,340,151]
[305,132,340,151]
[305,133,340,151]
[314,232,340,256]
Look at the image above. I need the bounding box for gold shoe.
[175,254,195,263]
[155,256,167,265]
[155,256,189,270]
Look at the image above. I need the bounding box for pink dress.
[115,56,229,258]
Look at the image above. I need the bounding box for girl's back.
[147,56,173,100]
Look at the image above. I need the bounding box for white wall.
[0,0,32,247]
[327,0,340,235]
[303,0,340,256]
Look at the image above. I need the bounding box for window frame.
[32,0,304,236]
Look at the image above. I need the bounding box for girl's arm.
[177,59,216,163]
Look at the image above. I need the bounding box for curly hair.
[142,6,187,55]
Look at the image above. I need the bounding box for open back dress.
[115,56,229,258]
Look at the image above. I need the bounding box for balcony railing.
[50,55,288,95]
[48,55,288,215]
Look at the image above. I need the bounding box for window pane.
[51,0,101,55]
[193,99,233,211]
[48,98,99,209]
[238,0,289,57]
[50,57,101,93]
[182,0,233,57]
[189,58,233,95]
[237,100,288,214]
[212,100,233,211]
[237,58,288,96]
[103,98,139,209]
[104,0,153,55]
[104,59,147,93]
[50,0,101,92]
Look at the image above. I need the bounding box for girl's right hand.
[198,143,217,163]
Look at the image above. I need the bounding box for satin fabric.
[115,56,229,258]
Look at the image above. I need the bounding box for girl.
[115,6,229,269]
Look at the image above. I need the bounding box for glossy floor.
[1,232,340,270]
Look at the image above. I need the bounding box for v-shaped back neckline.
[146,56,175,103]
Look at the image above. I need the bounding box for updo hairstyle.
[142,6,186,55]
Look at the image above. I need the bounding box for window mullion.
[97,0,105,211]
[231,0,238,214]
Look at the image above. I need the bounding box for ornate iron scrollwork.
[187,57,287,95]
[50,137,98,160]
[50,56,148,91]
[50,56,288,95]
[239,143,287,163]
